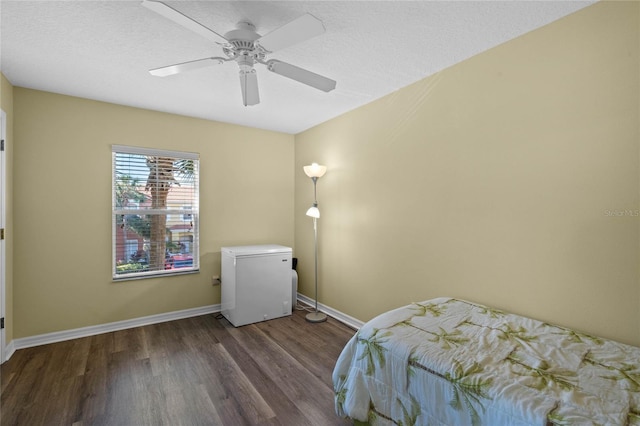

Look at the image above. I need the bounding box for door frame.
[1,108,6,363]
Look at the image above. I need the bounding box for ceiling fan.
[141,0,337,106]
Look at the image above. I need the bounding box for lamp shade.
[303,163,327,178]
[306,205,320,218]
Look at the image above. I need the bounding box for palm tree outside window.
[112,145,199,279]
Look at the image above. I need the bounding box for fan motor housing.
[223,21,265,67]
[224,22,260,45]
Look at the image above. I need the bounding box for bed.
[332,297,640,426]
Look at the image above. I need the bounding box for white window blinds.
[112,145,199,279]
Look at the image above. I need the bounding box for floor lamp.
[304,163,327,323]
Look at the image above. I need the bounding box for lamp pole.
[305,170,327,323]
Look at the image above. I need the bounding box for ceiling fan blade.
[256,14,325,53]
[266,60,336,92]
[141,0,228,45]
[239,70,260,106]
[150,57,226,77]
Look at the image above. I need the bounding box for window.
[112,145,199,279]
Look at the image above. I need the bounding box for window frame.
[112,144,200,281]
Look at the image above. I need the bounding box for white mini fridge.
[221,244,293,327]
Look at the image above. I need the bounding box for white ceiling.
[1,0,595,134]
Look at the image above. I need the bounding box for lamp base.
[306,311,327,323]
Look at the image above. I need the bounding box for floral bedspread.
[332,298,640,426]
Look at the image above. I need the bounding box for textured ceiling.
[1,1,595,134]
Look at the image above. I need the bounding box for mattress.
[332,297,640,425]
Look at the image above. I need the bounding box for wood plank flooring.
[1,308,357,426]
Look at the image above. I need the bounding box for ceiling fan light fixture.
[237,54,255,72]
[143,1,337,105]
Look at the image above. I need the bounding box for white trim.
[5,340,15,360]
[0,109,6,364]
[296,293,364,330]
[111,144,199,160]
[112,146,200,280]
[4,297,364,361]
[9,304,220,354]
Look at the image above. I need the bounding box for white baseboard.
[4,339,16,362]
[296,293,364,330]
[4,296,363,362]
[8,304,220,356]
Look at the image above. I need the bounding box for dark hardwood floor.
[1,308,357,426]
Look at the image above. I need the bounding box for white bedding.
[332,298,640,425]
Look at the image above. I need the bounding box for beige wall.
[5,1,639,348]
[295,1,640,346]
[1,73,14,344]
[12,88,294,338]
